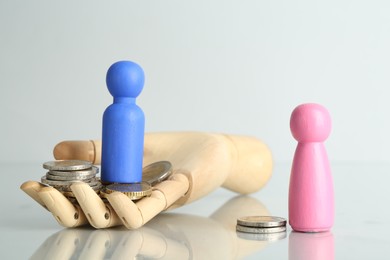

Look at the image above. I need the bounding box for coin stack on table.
[41,160,102,198]
[236,216,287,241]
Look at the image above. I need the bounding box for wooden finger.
[20,181,49,210]
[37,186,88,227]
[105,192,145,229]
[106,173,189,229]
[53,140,99,164]
[70,182,122,228]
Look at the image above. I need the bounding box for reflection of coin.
[236,225,286,234]
[43,160,92,171]
[102,182,152,200]
[49,166,99,177]
[143,161,173,186]
[237,230,287,241]
[237,216,287,228]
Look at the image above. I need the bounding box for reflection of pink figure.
[289,231,334,260]
[289,103,334,232]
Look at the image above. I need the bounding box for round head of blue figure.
[106,61,144,99]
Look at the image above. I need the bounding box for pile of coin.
[41,160,102,197]
[236,216,287,241]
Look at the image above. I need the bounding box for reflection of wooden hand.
[21,132,273,229]
[30,196,273,259]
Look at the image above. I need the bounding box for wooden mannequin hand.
[20,173,189,229]
[21,132,272,229]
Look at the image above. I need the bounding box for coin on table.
[43,160,92,171]
[143,161,173,186]
[101,182,152,200]
[236,225,286,234]
[237,216,287,228]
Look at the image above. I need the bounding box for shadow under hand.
[31,195,284,259]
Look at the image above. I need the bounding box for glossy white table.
[1,162,388,259]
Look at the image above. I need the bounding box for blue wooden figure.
[101,61,145,183]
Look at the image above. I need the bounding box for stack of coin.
[41,160,102,197]
[236,216,287,241]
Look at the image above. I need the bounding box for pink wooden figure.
[289,103,334,232]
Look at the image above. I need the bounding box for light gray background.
[1,0,389,163]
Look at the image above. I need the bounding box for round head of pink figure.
[290,103,332,143]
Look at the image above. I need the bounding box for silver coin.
[143,161,173,186]
[41,175,84,186]
[236,225,286,234]
[61,183,102,197]
[38,181,51,188]
[237,216,287,228]
[43,160,92,171]
[88,180,103,189]
[61,185,102,192]
[68,177,100,186]
[57,179,102,192]
[46,172,96,181]
[49,166,99,177]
